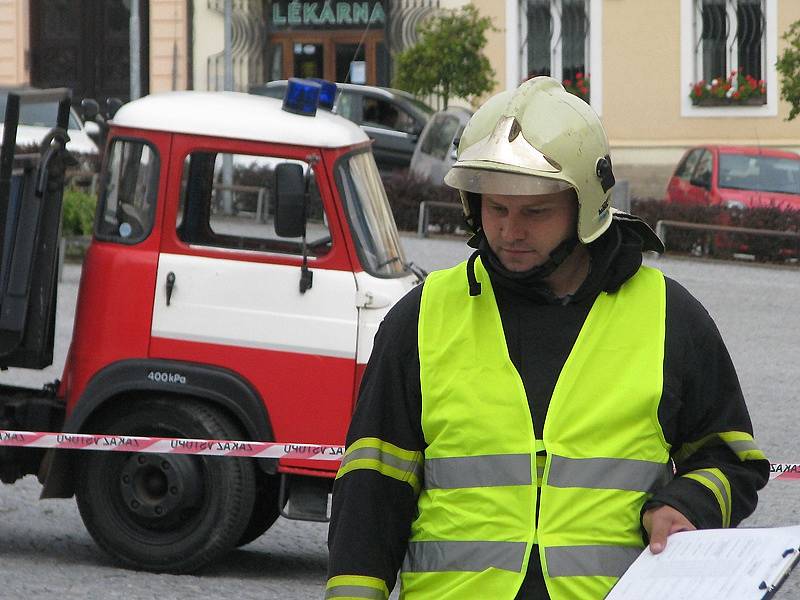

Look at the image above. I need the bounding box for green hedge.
[631,199,800,262]
[381,172,800,263]
[382,170,463,232]
[62,188,97,237]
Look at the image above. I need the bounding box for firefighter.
[326,76,769,600]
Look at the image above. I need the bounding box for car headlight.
[723,199,745,210]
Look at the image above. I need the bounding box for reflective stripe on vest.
[403,542,640,578]
[545,545,642,578]
[425,454,532,489]
[408,259,670,600]
[424,454,670,492]
[404,540,527,573]
[547,455,672,492]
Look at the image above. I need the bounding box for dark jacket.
[327,220,769,599]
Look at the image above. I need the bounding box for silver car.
[409,106,473,186]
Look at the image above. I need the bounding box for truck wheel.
[75,398,256,573]
[236,471,282,547]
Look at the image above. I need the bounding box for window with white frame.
[522,0,591,102]
[681,0,776,117]
[693,0,766,102]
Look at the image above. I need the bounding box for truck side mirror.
[106,98,123,119]
[274,163,306,238]
[81,98,100,122]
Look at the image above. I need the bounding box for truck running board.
[278,474,331,522]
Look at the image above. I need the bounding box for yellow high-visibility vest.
[402,257,671,600]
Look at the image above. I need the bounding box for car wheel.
[75,397,256,573]
[236,471,282,547]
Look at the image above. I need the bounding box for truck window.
[176,152,332,257]
[95,139,159,244]
[336,150,407,277]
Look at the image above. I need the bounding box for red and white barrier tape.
[0,430,797,480]
[0,429,343,461]
[770,464,800,481]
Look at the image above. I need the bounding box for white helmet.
[445,76,615,243]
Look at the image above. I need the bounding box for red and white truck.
[0,83,421,572]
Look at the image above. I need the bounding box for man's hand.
[642,505,696,554]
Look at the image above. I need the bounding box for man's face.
[481,190,578,272]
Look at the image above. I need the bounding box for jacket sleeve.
[647,278,769,530]
[326,286,425,600]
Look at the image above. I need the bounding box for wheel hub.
[119,453,203,521]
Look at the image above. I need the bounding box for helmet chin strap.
[477,231,580,282]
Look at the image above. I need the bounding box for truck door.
[150,142,359,446]
[0,89,71,368]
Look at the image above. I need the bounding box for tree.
[777,20,800,121]
[393,5,496,109]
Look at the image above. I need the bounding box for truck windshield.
[336,150,408,277]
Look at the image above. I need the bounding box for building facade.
[473,0,800,196]
[1,1,442,97]
[194,0,440,92]
[3,1,800,197]
[0,0,188,102]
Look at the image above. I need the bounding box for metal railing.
[655,219,800,253]
[213,183,269,223]
[417,200,463,238]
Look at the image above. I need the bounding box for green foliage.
[62,188,97,236]
[777,20,800,121]
[393,4,496,108]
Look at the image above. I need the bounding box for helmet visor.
[444,166,573,196]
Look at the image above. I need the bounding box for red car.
[665,145,800,210]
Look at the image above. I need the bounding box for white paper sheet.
[605,526,800,600]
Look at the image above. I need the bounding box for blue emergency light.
[310,79,338,111]
[282,78,322,116]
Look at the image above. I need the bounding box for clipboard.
[605,525,800,600]
[760,546,800,599]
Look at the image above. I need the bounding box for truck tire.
[75,397,256,573]
[236,471,282,547]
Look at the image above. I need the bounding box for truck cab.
[0,84,420,572]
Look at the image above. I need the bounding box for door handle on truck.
[166,272,176,306]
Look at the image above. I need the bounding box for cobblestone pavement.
[0,237,797,598]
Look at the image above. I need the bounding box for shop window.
[177,152,331,257]
[376,43,390,87]
[269,43,283,81]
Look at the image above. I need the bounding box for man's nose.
[501,215,526,241]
